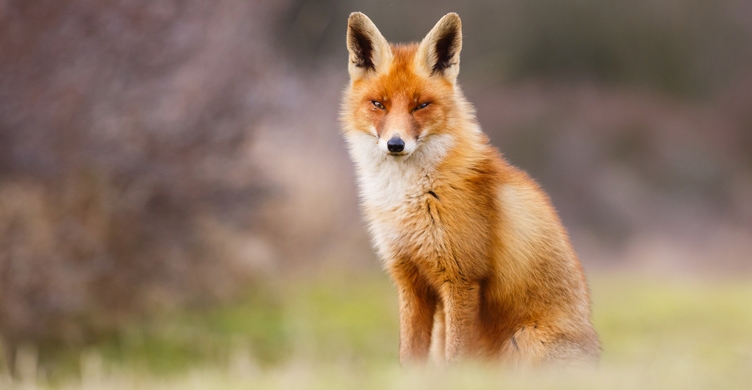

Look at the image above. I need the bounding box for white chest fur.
[345,132,455,262]
[346,132,454,209]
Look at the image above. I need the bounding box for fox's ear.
[417,13,462,83]
[346,12,392,81]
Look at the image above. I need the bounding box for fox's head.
[341,12,471,160]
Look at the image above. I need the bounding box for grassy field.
[3,273,752,389]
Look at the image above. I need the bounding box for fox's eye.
[372,101,385,110]
[415,102,430,111]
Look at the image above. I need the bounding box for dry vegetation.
[2,275,752,388]
[0,0,282,363]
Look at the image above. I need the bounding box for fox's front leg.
[442,281,481,363]
[393,263,437,365]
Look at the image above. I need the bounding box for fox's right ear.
[346,12,392,81]
[417,13,462,83]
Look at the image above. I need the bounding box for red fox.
[341,12,600,366]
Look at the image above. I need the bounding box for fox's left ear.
[417,13,462,83]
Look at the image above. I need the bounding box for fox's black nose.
[387,136,405,153]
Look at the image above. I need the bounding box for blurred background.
[1,0,751,387]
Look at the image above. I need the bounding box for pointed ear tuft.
[346,12,391,81]
[418,13,462,82]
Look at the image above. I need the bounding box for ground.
[3,272,752,389]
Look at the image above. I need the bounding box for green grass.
[4,273,752,389]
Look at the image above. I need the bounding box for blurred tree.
[0,0,283,371]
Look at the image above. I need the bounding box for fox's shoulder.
[495,160,572,254]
